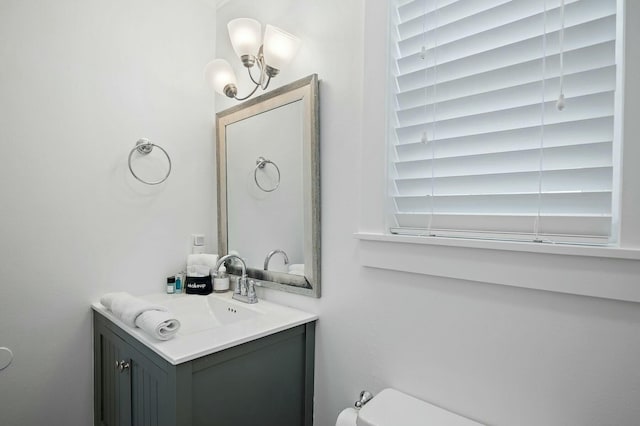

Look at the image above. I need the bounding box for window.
[388,0,620,245]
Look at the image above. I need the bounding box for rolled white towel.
[100,292,168,328]
[99,292,180,340]
[134,310,180,340]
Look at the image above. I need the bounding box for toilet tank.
[356,389,484,426]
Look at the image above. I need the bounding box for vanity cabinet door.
[128,342,169,426]
[95,330,132,426]
[95,322,170,426]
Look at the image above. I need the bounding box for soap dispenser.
[213,265,230,292]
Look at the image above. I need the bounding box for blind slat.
[395,167,613,200]
[395,117,613,161]
[396,67,615,127]
[398,0,462,22]
[396,60,615,112]
[395,142,612,180]
[397,41,614,102]
[394,192,611,215]
[399,0,528,40]
[396,16,615,81]
[393,214,611,239]
[397,0,613,56]
[395,92,614,142]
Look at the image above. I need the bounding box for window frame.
[387,0,621,246]
[357,0,640,303]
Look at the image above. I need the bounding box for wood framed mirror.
[216,74,320,297]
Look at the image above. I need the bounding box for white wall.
[217,1,640,426]
[0,1,217,425]
[0,1,637,425]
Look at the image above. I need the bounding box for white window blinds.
[389,0,619,244]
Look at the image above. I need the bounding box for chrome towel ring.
[128,138,172,185]
[254,156,280,192]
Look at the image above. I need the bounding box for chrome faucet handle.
[247,280,257,302]
[231,278,259,304]
[239,276,248,296]
[233,276,242,295]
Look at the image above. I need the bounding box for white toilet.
[336,388,484,426]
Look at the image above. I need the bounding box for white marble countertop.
[92,291,317,365]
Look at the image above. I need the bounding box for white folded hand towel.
[99,292,180,340]
[134,310,180,341]
[187,264,210,277]
[187,254,204,267]
[187,253,219,269]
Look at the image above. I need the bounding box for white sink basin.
[92,291,317,365]
[155,293,262,335]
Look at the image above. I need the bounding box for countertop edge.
[91,297,318,365]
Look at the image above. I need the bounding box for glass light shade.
[262,24,301,71]
[204,59,238,95]
[227,18,262,58]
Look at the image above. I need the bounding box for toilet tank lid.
[356,389,484,426]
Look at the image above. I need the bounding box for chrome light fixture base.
[240,54,256,68]
[265,65,279,78]
[223,84,238,98]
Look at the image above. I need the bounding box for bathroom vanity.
[92,293,317,426]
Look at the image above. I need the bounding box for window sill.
[355,232,640,303]
[355,232,640,260]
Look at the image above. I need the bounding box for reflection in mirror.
[227,101,304,272]
[216,75,320,297]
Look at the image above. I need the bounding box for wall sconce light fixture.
[205,18,301,101]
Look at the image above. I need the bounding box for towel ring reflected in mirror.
[254,156,281,192]
[128,138,172,185]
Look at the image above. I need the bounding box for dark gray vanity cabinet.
[93,312,316,426]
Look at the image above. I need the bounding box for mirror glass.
[216,75,320,297]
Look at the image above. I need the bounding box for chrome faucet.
[263,249,289,271]
[214,254,258,304]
